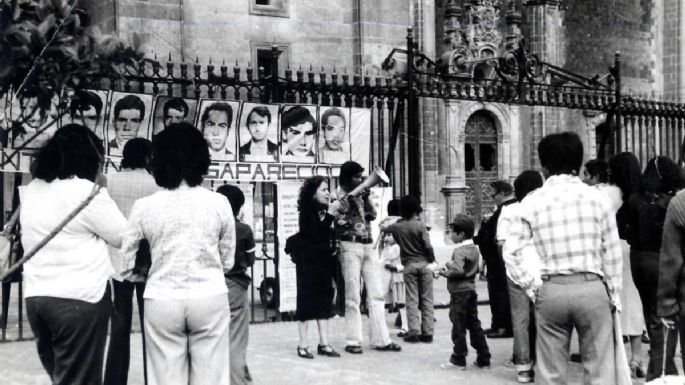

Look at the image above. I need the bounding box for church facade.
[83,0,683,229]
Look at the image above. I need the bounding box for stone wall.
[83,0,409,73]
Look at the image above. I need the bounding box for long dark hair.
[298,176,327,212]
[608,152,642,201]
[643,156,682,195]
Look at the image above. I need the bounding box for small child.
[440,213,491,370]
[385,195,436,343]
[216,184,256,385]
[380,232,407,336]
[379,199,407,336]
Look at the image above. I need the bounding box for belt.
[541,272,602,283]
[339,235,373,244]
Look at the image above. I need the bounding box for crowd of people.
[13,120,685,385]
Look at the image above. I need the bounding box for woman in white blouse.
[21,124,127,385]
[118,122,236,385]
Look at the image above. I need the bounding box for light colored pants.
[339,241,391,347]
[144,294,230,385]
[508,277,534,370]
[403,261,434,336]
[227,279,251,385]
[535,274,614,385]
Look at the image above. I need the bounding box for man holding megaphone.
[329,161,402,355]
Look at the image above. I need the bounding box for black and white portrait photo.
[68,89,109,141]
[151,96,198,140]
[106,92,153,157]
[238,103,279,162]
[318,106,351,165]
[280,105,317,164]
[196,99,240,162]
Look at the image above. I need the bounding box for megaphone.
[347,165,390,197]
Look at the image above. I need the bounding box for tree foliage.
[0,0,146,104]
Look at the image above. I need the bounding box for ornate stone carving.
[441,0,524,79]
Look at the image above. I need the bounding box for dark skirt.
[295,257,336,321]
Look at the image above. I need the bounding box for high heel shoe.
[297,346,314,359]
[317,344,341,357]
[629,359,645,378]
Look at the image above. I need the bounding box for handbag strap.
[0,184,101,281]
[1,206,20,236]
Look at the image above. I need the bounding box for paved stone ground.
[0,293,665,385]
[0,242,677,384]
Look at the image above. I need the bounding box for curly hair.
[297,176,327,212]
[151,122,210,189]
[643,155,682,194]
[32,124,104,182]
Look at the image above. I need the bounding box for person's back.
[386,218,435,265]
[506,132,622,385]
[126,187,235,299]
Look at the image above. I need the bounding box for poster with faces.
[318,106,351,165]
[238,102,280,163]
[151,96,198,139]
[66,89,109,142]
[105,92,153,157]
[195,99,240,162]
[279,104,317,164]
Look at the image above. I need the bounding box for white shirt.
[117,185,236,300]
[20,178,127,302]
[107,168,161,282]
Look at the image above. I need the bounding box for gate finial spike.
[168,52,172,61]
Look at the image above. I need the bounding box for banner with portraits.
[0,91,373,181]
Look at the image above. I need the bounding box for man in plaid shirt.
[503,132,622,384]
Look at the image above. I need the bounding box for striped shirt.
[504,174,622,305]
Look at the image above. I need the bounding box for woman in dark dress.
[294,176,340,359]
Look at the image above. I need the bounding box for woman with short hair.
[21,124,127,385]
[118,122,236,385]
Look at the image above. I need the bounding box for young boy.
[385,195,436,343]
[441,213,491,369]
[216,184,256,385]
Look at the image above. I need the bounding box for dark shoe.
[486,328,513,338]
[397,329,408,338]
[517,369,534,383]
[403,333,421,343]
[641,330,650,344]
[570,353,581,363]
[419,334,433,343]
[450,355,466,367]
[297,346,314,359]
[317,344,341,357]
[474,358,490,369]
[344,345,363,354]
[375,342,402,352]
[441,355,466,370]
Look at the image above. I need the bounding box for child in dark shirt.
[385,195,436,343]
[217,184,256,385]
[440,213,490,369]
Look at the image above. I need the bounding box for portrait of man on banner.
[10,94,58,150]
[238,103,279,162]
[318,106,351,165]
[68,89,108,141]
[280,105,317,164]
[151,96,197,140]
[196,99,239,162]
[106,92,153,157]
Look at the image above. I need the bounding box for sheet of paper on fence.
[275,181,301,313]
